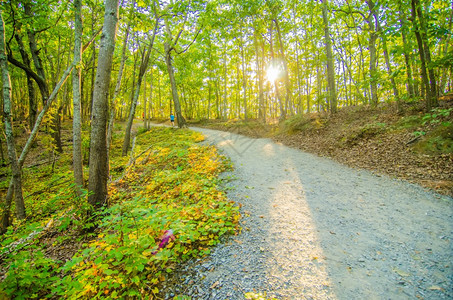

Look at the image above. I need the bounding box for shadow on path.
[187,127,452,300]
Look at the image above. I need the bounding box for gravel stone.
[163,127,453,299]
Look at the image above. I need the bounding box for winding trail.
[165,126,452,299]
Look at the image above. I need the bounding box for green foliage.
[421,108,452,126]
[413,122,453,155]
[394,115,424,130]
[0,126,239,299]
[55,127,239,298]
[1,248,60,299]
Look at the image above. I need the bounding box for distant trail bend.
[167,126,453,299]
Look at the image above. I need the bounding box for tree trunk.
[14,32,37,130]
[122,20,158,155]
[107,12,132,156]
[239,36,248,120]
[88,0,119,208]
[143,70,148,127]
[89,9,97,119]
[24,3,49,104]
[321,0,337,113]
[164,43,186,128]
[72,0,84,189]
[415,0,438,107]
[254,31,265,122]
[398,6,416,99]
[274,18,292,116]
[367,0,401,112]
[0,37,97,232]
[0,11,26,221]
[269,23,285,120]
[411,0,434,111]
[367,13,379,106]
[439,7,453,94]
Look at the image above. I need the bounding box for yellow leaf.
[393,268,410,277]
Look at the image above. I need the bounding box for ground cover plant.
[0,126,240,299]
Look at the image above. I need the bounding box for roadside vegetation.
[0,125,240,299]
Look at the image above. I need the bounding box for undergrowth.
[0,126,240,299]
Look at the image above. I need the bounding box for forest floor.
[189,100,453,197]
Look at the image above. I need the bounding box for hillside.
[192,101,453,196]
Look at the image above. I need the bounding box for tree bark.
[439,7,452,94]
[88,0,119,208]
[107,11,132,157]
[0,11,26,221]
[274,18,292,116]
[269,23,285,120]
[24,3,49,104]
[239,35,248,120]
[254,31,265,122]
[321,0,337,113]
[366,9,379,106]
[398,4,416,99]
[411,0,435,111]
[72,0,84,189]
[414,0,438,107]
[122,19,158,156]
[14,32,36,130]
[164,43,186,127]
[367,0,402,112]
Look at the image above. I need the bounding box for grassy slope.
[0,124,240,299]
[195,101,453,196]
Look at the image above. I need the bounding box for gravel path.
[163,127,453,300]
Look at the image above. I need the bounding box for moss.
[414,123,453,155]
[342,122,388,146]
[281,114,326,134]
[394,115,424,130]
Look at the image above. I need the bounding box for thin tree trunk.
[164,44,186,127]
[24,3,49,104]
[274,18,292,117]
[411,0,434,111]
[143,70,147,127]
[415,0,438,107]
[439,7,453,94]
[239,36,247,120]
[123,19,158,155]
[269,23,285,120]
[368,0,401,112]
[72,0,84,189]
[321,0,337,112]
[398,5,416,99]
[0,11,25,221]
[254,31,265,122]
[107,16,131,156]
[14,33,36,130]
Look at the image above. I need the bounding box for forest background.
[0,0,452,297]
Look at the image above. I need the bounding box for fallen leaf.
[428,285,444,291]
[393,268,410,277]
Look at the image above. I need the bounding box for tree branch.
[174,25,203,55]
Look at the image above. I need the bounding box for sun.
[266,64,281,83]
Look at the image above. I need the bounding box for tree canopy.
[0,0,451,226]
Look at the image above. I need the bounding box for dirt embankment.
[193,102,453,196]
